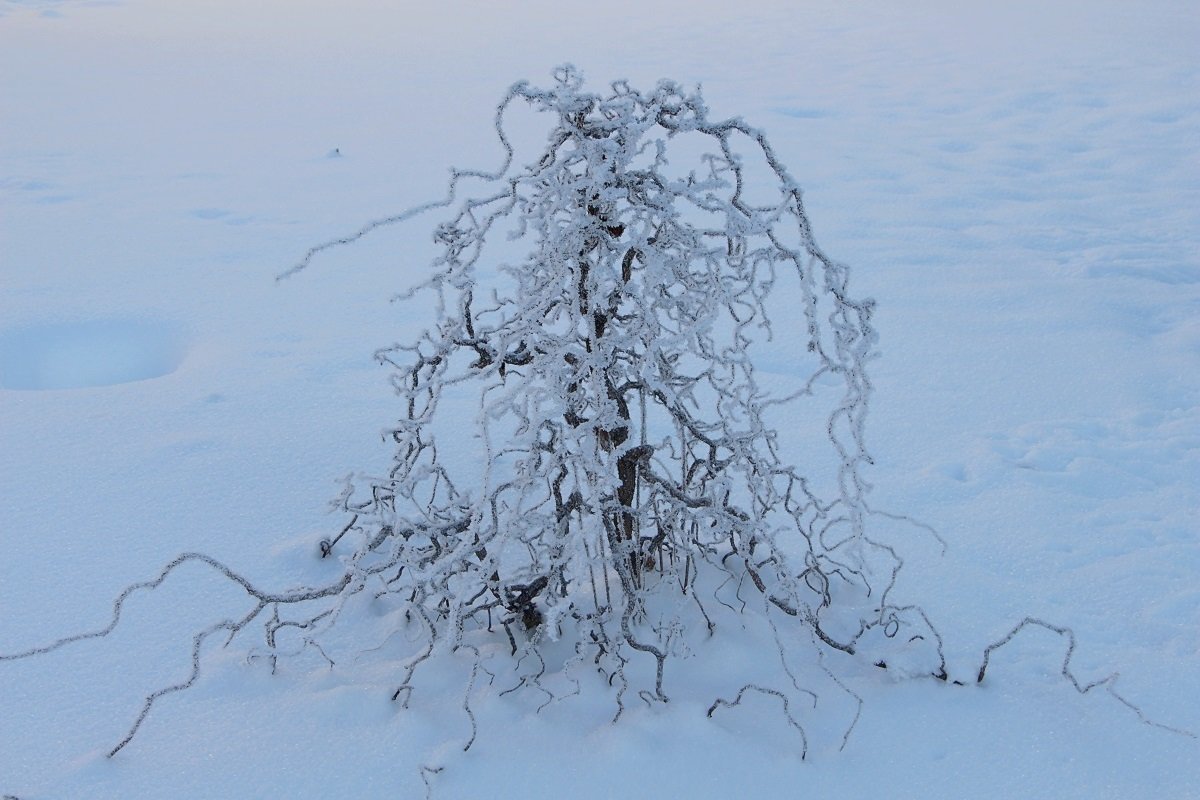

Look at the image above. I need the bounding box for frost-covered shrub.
[4,67,949,760]
[4,70,1188,775]
[290,66,943,718]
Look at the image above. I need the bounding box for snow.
[0,319,187,390]
[1,0,1197,797]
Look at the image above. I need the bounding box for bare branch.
[978,617,1194,738]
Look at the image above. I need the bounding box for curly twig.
[708,683,809,759]
[978,617,1194,738]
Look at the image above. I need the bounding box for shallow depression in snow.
[0,319,187,390]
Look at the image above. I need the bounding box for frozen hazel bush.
[283,65,948,746]
[1,67,946,762]
[26,68,1185,768]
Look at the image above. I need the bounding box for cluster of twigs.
[288,66,943,727]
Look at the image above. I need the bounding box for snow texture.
[1,1,1197,798]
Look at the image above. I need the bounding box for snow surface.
[2,0,1197,797]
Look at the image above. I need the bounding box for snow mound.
[0,319,187,390]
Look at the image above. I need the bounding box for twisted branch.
[978,617,1194,738]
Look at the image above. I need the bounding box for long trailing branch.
[977,617,1195,738]
[0,552,350,663]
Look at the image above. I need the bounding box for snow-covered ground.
[2,1,1197,797]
